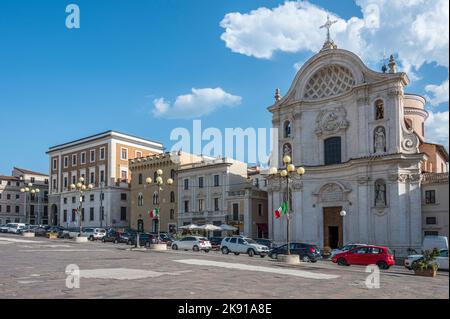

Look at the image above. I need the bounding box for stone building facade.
[267,40,427,256]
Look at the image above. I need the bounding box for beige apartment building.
[177,157,269,238]
[47,131,164,229]
[129,151,202,234]
[421,172,449,239]
[0,168,49,225]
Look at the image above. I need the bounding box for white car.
[404,249,449,270]
[171,236,212,252]
[220,236,270,258]
[82,228,106,241]
[331,243,367,258]
[0,224,11,233]
[8,223,27,234]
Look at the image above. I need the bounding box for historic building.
[421,172,449,239]
[47,131,164,229]
[0,168,49,225]
[128,151,202,234]
[176,157,268,238]
[267,29,431,256]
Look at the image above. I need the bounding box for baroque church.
[267,22,430,257]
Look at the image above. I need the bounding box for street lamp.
[70,177,93,237]
[145,170,174,245]
[20,183,40,225]
[269,155,306,256]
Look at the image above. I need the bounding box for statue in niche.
[375,100,384,120]
[374,127,386,153]
[283,143,292,157]
[375,181,387,207]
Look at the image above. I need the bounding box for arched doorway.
[51,205,58,226]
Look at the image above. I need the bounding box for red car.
[332,245,395,269]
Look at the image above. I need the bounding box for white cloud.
[220,0,449,74]
[425,110,449,148]
[152,88,242,119]
[425,79,449,106]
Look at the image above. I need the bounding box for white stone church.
[267,35,429,257]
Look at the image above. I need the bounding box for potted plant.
[412,248,440,277]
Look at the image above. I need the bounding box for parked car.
[127,233,155,247]
[8,223,27,234]
[172,236,212,252]
[422,236,448,252]
[331,243,368,258]
[255,239,276,250]
[0,224,9,233]
[332,245,395,269]
[61,228,82,239]
[45,226,65,238]
[102,230,123,244]
[82,228,106,241]
[220,237,269,257]
[404,249,449,270]
[208,237,223,250]
[269,243,322,262]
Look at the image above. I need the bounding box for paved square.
[0,234,448,299]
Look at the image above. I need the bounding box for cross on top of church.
[320,15,338,51]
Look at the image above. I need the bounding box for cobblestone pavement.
[0,234,448,299]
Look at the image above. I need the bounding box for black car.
[208,237,223,250]
[102,230,123,244]
[127,233,155,247]
[269,243,322,263]
[34,226,51,237]
[255,239,276,250]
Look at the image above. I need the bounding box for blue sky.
[0,0,448,175]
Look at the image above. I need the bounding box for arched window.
[170,169,176,180]
[152,192,159,205]
[324,137,341,165]
[374,179,387,207]
[138,174,143,185]
[375,99,384,120]
[170,191,175,203]
[137,193,144,207]
[284,121,292,138]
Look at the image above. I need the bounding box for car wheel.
[260,254,266,258]
[233,252,240,256]
[193,245,200,252]
[221,247,230,255]
[337,257,348,266]
[377,261,389,270]
[114,239,118,244]
[172,244,178,250]
[270,253,278,260]
[248,249,255,257]
[205,250,210,253]
[302,256,311,263]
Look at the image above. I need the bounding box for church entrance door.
[323,207,343,249]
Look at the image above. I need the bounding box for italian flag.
[149,208,160,219]
[274,202,288,219]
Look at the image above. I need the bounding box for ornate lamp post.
[145,169,174,246]
[269,155,305,256]
[20,183,40,226]
[70,177,93,238]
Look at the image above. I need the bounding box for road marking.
[79,268,192,280]
[19,249,112,252]
[174,259,340,280]
[0,237,40,244]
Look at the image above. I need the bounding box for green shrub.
[412,248,440,271]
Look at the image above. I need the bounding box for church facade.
[267,40,427,257]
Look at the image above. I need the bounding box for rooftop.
[13,167,48,177]
[47,130,164,153]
